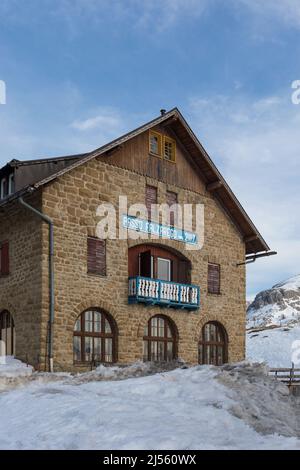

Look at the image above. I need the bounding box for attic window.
[8,174,14,195]
[0,174,14,200]
[149,131,162,156]
[0,178,8,199]
[164,136,176,162]
[149,131,176,162]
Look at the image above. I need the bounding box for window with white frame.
[0,173,14,199]
[0,178,7,199]
[8,174,14,195]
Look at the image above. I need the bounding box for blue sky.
[0,0,300,298]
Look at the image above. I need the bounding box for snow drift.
[0,360,299,450]
[0,356,33,378]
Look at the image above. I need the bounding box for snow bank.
[73,360,182,383]
[0,362,299,450]
[218,362,300,438]
[247,326,300,367]
[0,356,33,378]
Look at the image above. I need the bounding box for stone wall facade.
[0,140,246,371]
[0,193,43,367]
[40,156,246,371]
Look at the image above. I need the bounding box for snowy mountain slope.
[247,274,300,329]
[246,275,300,367]
[0,361,299,450]
[247,325,300,368]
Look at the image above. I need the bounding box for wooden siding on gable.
[100,126,206,194]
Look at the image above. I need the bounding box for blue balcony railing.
[128,276,200,310]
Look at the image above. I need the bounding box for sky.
[0,0,300,298]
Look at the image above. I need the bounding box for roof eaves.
[0,186,34,208]
[8,153,87,167]
[172,110,270,252]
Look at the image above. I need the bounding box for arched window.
[73,309,117,363]
[0,310,15,356]
[143,315,177,362]
[198,322,228,366]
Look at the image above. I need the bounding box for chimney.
[160,109,166,116]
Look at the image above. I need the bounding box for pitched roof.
[9,153,86,167]
[0,107,270,255]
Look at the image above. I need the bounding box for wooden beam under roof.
[244,235,259,243]
[206,180,223,192]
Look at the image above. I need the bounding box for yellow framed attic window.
[149,131,176,162]
[163,136,176,162]
[149,131,162,157]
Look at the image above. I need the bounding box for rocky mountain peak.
[247,275,300,329]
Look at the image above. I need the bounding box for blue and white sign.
[123,215,198,245]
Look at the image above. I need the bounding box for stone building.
[0,108,272,371]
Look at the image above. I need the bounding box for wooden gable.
[99,125,206,194]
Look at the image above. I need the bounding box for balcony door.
[156,257,171,281]
[140,252,171,282]
[129,244,191,284]
[139,250,153,278]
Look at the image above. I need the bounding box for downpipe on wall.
[18,196,54,373]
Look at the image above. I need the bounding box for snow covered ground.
[0,356,33,378]
[0,361,299,450]
[247,326,300,368]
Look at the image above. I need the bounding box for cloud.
[0,0,212,34]
[0,85,130,163]
[70,108,122,132]
[188,89,300,295]
[1,0,300,36]
[235,0,300,29]
[132,0,211,31]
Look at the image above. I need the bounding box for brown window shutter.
[1,241,9,276]
[145,185,157,220]
[87,237,106,276]
[166,191,177,226]
[139,250,152,278]
[177,260,190,284]
[208,263,220,294]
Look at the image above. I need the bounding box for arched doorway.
[198,321,228,366]
[0,310,15,356]
[143,315,177,362]
[128,244,191,284]
[73,308,117,364]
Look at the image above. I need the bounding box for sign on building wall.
[122,215,198,245]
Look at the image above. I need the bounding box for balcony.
[128,276,200,310]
